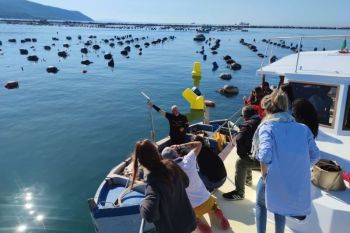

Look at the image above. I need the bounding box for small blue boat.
[88,119,237,233]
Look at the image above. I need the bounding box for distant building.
[239,22,250,26]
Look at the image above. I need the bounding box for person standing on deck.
[149,102,189,144]
[161,141,230,233]
[222,106,261,201]
[252,90,320,233]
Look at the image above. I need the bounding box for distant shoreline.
[0,18,349,30]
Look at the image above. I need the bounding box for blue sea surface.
[0,24,349,232]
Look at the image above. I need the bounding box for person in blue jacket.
[252,90,320,233]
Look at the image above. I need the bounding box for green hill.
[0,0,93,21]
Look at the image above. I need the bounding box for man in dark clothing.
[194,136,227,192]
[149,102,189,144]
[223,106,261,201]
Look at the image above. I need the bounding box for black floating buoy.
[270,56,277,63]
[44,45,51,51]
[230,63,242,71]
[219,73,232,80]
[223,55,232,61]
[19,49,29,55]
[92,44,100,50]
[27,55,39,62]
[212,62,219,71]
[120,50,128,56]
[82,70,87,74]
[8,39,16,43]
[104,53,113,60]
[58,51,68,58]
[108,59,115,68]
[218,85,239,96]
[81,60,93,65]
[4,81,19,89]
[124,46,131,52]
[80,48,88,54]
[46,66,59,74]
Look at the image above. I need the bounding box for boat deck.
[194,146,291,233]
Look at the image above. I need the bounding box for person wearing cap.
[162,141,230,233]
[222,106,261,201]
[149,102,189,144]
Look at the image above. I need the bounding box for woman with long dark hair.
[130,139,196,233]
[292,98,319,138]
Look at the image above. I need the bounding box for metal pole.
[295,37,303,73]
[260,40,270,73]
[141,92,156,142]
[139,218,145,233]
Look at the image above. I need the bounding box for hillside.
[0,0,93,21]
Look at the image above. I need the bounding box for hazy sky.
[31,0,349,26]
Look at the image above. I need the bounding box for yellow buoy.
[182,88,204,110]
[192,62,202,87]
[192,61,202,77]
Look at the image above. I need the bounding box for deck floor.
[194,148,291,233]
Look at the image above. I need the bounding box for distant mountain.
[0,0,93,21]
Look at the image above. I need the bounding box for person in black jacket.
[130,139,196,233]
[223,106,261,201]
[194,135,227,192]
[149,102,189,144]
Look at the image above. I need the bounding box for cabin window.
[289,82,338,127]
[343,86,350,130]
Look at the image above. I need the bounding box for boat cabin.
[258,49,350,136]
[257,39,350,233]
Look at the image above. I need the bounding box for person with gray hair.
[253,89,320,233]
[149,102,189,144]
[162,141,230,233]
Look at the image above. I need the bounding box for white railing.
[259,35,350,76]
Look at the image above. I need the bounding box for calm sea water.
[0,24,349,232]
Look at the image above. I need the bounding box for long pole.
[141,92,156,142]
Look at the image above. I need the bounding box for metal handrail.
[260,34,349,76]
[295,37,303,73]
[266,35,350,40]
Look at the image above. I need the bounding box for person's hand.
[148,101,153,108]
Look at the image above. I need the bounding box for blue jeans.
[198,171,226,190]
[255,177,286,233]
